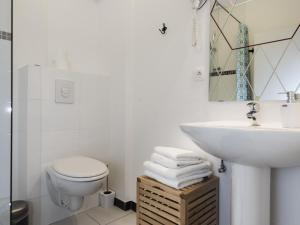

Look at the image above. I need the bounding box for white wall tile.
[41,130,80,164]
[79,75,110,130]
[78,129,109,161]
[14,65,112,223]
[42,100,80,132]
[28,66,42,99]
[26,100,42,199]
[0,131,11,199]
[0,0,11,31]
[39,68,111,223]
[0,200,10,225]
[0,41,11,104]
[13,129,28,200]
[41,68,80,102]
[0,40,11,202]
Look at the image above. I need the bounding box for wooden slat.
[139,188,180,210]
[187,190,216,210]
[139,201,180,224]
[138,219,151,225]
[216,180,220,225]
[188,196,217,217]
[180,197,187,225]
[192,216,216,225]
[139,207,177,225]
[191,208,217,225]
[185,184,217,204]
[140,195,180,217]
[139,182,181,203]
[189,203,216,224]
[140,213,163,225]
[137,180,141,225]
[180,177,218,198]
[139,176,182,197]
[208,220,217,225]
[200,214,217,225]
[137,176,219,225]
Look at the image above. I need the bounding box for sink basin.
[180,121,300,168]
[180,120,300,225]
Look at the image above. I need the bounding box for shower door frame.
[9,0,13,223]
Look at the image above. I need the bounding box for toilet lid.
[53,156,108,178]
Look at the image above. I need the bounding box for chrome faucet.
[279,91,300,103]
[247,102,260,126]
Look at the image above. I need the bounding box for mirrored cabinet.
[209,0,300,101]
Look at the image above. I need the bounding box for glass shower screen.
[0,0,12,224]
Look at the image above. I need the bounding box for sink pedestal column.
[231,163,271,225]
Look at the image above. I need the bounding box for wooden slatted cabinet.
[137,176,219,225]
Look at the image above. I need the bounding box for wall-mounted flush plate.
[55,79,74,104]
[193,68,204,81]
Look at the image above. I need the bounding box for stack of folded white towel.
[144,146,212,189]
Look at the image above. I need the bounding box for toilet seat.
[51,156,109,182]
[47,156,109,211]
[52,169,109,182]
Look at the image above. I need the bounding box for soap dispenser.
[280,91,300,128]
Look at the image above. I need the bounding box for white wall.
[125,1,300,225]
[13,65,42,224]
[13,0,300,225]
[47,0,131,203]
[13,0,46,67]
[40,67,111,225]
[14,0,131,203]
[0,0,11,32]
[14,0,131,223]
[14,65,111,225]
[125,1,232,224]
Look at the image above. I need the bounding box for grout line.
[53,207,135,225]
[105,212,134,225]
[85,212,101,225]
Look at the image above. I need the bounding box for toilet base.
[59,195,84,211]
[46,172,84,211]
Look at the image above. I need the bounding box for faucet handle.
[247,102,259,111]
[278,91,296,103]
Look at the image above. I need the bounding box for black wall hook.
[159,23,167,35]
[218,160,227,173]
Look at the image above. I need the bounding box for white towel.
[144,170,212,189]
[154,146,203,161]
[144,161,211,179]
[151,153,204,169]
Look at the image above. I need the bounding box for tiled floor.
[51,207,136,225]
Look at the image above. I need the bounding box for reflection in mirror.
[209,0,300,101]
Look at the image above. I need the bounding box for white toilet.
[46,156,109,211]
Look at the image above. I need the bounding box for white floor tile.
[50,213,99,225]
[107,213,136,225]
[86,207,132,225]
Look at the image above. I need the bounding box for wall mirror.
[209,0,300,101]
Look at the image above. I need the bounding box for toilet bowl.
[46,156,109,211]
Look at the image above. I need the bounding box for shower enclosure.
[0,0,12,224]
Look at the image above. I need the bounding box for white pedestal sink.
[180,121,300,225]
